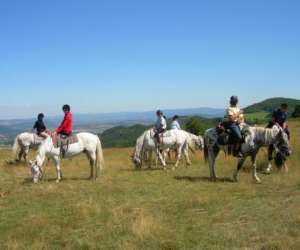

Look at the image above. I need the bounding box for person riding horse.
[171,115,181,130]
[54,104,73,157]
[267,103,290,139]
[55,104,73,136]
[266,103,290,163]
[33,113,48,138]
[224,95,244,156]
[154,110,167,147]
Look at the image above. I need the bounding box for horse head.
[273,126,291,168]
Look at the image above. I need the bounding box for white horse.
[12,132,45,162]
[30,132,104,183]
[203,124,290,183]
[132,129,203,169]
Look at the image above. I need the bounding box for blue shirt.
[272,109,288,126]
[171,120,181,130]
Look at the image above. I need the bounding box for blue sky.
[0,0,299,118]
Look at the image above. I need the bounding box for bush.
[292,105,300,118]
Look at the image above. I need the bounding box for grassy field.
[0,121,300,250]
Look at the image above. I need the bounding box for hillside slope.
[244,97,300,114]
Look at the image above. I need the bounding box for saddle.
[216,122,250,156]
[216,122,233,145]
[152,130,170,148]
[52,133,79,157]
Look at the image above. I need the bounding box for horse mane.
[252,126,275,145]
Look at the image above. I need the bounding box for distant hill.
[0,107,225,139]
[100,116,220,148]
[100,124,151,148]
[244,97,300,114]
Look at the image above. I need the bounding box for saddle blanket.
[51,134,79,148]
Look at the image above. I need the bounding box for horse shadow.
[174,175,234,183]
[127,167,164,172]
[22,176,94,184]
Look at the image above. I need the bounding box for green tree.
[185,117,203,135]
[292,105,300,118]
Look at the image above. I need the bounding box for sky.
[0,0,299,119]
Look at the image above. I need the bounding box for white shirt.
[225,106,242,123]
[155,116,167,130]
[171,120,181,130]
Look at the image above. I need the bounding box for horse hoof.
[56,179,60,183]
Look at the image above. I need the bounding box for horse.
[203,124,290,183]
[29,132,104,183]
[12,132,45,162]
[132,129,203,169]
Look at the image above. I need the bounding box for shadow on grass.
[22,176,94,185]
[4,159,28,167]
[174,175,234,183]
[125,167,164,172]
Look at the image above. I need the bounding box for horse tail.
[96,137,105,172]
[12,135,20,159]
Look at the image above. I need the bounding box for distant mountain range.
[0,107,225,137]
[1,97,300,145]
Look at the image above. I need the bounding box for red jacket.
[56,112,73,135]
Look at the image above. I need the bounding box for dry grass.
[0,120,300,249]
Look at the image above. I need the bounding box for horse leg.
[23,147,29,163]
[17,148,23,162]
[183,146,192,166]
[265,145,273,174]
[232,157,246,182]
[174,146,183,169]
[251,154,261,183]
[156,148,166,169]
[89,151,97,180]
[53,156,62,183]
[208,146,218,181]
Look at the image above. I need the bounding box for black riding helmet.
[62,104,71,112]
[156,109,163,115]
[37,113,44,120]
[230,96,239,106]
[173,115,179,120]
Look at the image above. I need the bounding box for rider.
[224,96,244,156]
[267,103,290,139]
[33,113,48,138]
[171,115,181,130]
[154,110,167,146]
[267,103,290,162]
[55,104,73,136]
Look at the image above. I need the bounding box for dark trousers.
[58,132,71,137]
[228,123,242,143]
[154,128,165,144]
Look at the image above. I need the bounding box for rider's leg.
[229,123,243,156]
